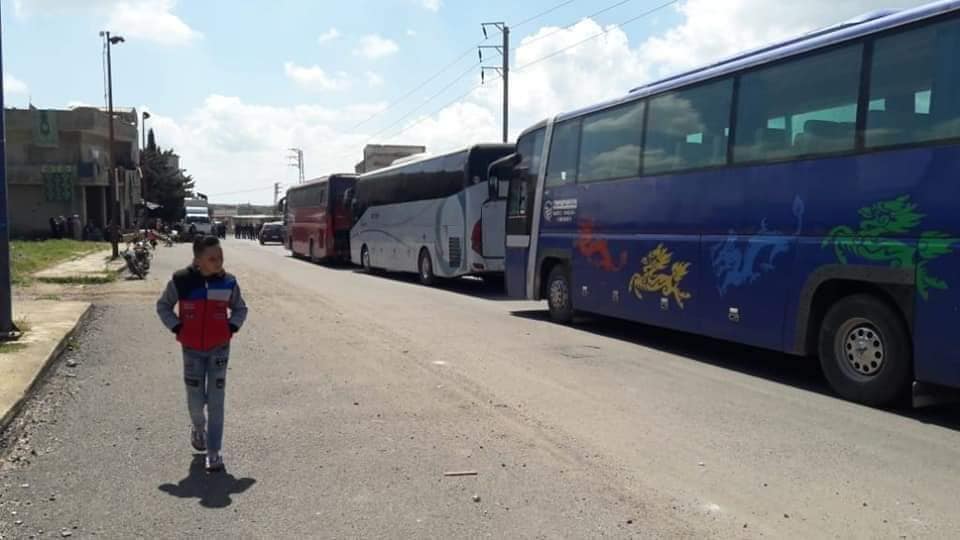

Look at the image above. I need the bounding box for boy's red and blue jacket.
[156,265,248,351]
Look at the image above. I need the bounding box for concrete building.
[4,106,140,237]
[354,144,425,174]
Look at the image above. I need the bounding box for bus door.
[483,155,516,262]
[504,128,546,298]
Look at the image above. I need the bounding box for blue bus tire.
[818,294,912,408]
[546,264,574,324]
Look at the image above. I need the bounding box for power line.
[352,45,484,131]
[352,0,578,132]
[365,60,482,143]
[516,0,641,51]
[380,74,502,144]
[359,0,675,146]
[516,0,680,71]
[381,0,679,143]
[511,0,579,29]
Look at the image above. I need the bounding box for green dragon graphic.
[823,195,953,300]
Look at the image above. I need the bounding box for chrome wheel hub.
[838,320,885,378]
[550,278,568,310]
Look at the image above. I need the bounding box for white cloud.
[109,0,202,46]
[145,96,388,202]
[318,27,341,44]
[14,0,201,46]
[3,74,29,106]
[354,34,399,60]
[406,29,417,37]
[365,72,385,88]
[284,62,351,91]
[638,0,928,78]
[4,74,29,96]
[149,0,935,204]
[421,0,441,12]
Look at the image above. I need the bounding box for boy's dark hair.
[193,235,221,257]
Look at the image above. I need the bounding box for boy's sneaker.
[191,425,207,452]
[206,453,224,473]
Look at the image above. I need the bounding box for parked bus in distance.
[282,174,357,263]
[349,144,514,285]
[502,1,960,407]
[184,198,213,236]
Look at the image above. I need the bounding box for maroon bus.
[281,174,357,262]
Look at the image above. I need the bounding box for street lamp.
[100,31,125,258]
[142,110,151,151]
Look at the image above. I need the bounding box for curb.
[0,304,94,433]
[32,250,127,283]
[34,260,126,284]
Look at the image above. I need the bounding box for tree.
[140,129,195,223]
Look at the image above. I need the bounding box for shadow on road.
[158,454,257,508]
[285,253,513,301]
[363,271,510,301]
[511,309,960,430]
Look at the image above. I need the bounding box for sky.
[1,0,933,204]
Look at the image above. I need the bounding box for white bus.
[184,205,213,235]
[349,144,514,285]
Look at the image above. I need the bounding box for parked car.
[259,221,285,245]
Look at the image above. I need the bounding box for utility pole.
[0,5,18,339]
[101,31,125,258]
[273,182,281,206]
[287,148,304,184]
[480,22,509,143]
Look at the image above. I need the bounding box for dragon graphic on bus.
[823,195,953,300]
[711,196,805,296]
[628,244,692,309]
[575,219,628,272]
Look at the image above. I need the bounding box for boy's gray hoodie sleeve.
[229,283,248,331]
[156,279,181,332]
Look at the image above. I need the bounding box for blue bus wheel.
[818,294,911,407]
[547,264,574,324]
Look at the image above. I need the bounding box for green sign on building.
[41,165,76,202]
[32,109,60,148]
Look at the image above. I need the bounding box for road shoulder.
[0,301,91,432]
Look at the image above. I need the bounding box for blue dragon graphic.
[711,196,805,296]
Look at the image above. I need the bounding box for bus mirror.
[497,176,510,199]
[488,175,499,199]
[343,188,355,207]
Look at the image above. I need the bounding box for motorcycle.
[122,245,148,279]
[133,240,152,271]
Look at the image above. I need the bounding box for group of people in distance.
[234,223,260,240]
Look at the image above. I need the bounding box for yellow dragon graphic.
[628,244,693,309]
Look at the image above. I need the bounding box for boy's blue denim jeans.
[182,345,229,453]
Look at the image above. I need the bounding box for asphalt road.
[2,238,960,539]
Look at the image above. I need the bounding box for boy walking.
[157,236,247,472]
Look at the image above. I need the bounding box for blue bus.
[501,0,960,407]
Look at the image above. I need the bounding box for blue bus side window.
[545,120,581,187]
[642,78,733,175]
[577,101,645,183]
[733,44,862,163]
[867,17,960,147]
